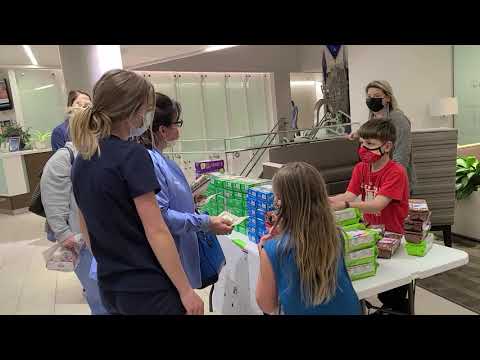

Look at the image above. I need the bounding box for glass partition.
[454,46,480,145]
[14,69,67,133]
[203,73,229,151]
[147,72,176,100]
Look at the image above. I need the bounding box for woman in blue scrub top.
[51,90,91,151]
[138,93,233,289]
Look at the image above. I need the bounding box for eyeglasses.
[172,119,184,128]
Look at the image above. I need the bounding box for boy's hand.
[347,132,359,141]
[330,200,347,211]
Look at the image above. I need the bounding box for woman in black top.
[70,69,204,315]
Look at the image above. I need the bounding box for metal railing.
[163,121,359,178]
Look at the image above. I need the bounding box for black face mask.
[366,97,384,112]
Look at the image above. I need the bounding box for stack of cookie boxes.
[200,174,268,234]
[246,184,275,244]
[335,208,380,281]
[404,199,434,257]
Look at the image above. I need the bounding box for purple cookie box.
[195,160,225,173]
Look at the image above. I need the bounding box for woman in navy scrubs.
[70,69,204,315]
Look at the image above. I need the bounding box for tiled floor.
[0,212,476,315]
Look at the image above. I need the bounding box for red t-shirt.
[347,160,409,234]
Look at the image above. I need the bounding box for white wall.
[347,45,453,130]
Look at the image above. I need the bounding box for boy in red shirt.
[329,119,410,314]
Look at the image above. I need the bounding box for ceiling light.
[34,84,54,91]
[205,45,238,53]
[290,81,316,86]
[22,45,38,66]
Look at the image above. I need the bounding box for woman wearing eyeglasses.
[51,90,91,152]
[138,93,233,289]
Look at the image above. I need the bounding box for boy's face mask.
[358,143,386,164]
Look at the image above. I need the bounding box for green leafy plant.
[32,130,51,143]
[1,124,31,150]
[456,155,480,200]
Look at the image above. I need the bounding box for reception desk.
[0,148,53,214]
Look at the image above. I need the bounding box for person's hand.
[258,232,273,253]
[209,216,233,235]
[259,234,270,247]
[347,132,358,141]
[61,235,76,250]
[330,200,347,211]
[180,288,204,315]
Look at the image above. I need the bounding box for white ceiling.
[0,45,212,69]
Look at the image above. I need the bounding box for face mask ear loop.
[150,125,156,151]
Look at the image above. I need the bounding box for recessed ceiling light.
[205,45,238,53]
[290,81,316,86]
[34,84,54,91]
[22,45,38,66]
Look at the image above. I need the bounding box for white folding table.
[213,232,469,315]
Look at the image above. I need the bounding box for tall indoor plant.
[456,155,480,200]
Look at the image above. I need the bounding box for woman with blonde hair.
[70,69,204,315]
[349,80,416,193]
[255,162,361,315]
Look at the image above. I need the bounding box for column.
[58,45,123,95]
[271,71,293,142]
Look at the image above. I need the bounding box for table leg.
[443,226,452,248]
[407,280,416,315]
[431,225,453,247]
[360,300,368,315]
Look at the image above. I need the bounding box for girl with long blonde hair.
[256,162,360,315]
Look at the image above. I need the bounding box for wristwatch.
[345,201,350,209]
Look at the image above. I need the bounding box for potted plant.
[455,155,480,200]
[32,130,51,150]
[453,155,480,241]
[1,124,31,151]
[0,134,7,152]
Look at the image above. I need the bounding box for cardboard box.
[344,246,377,267]
[347,259,378,281]
[344,229,380,252]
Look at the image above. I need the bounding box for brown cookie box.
[405,230,428,244]
[408,199,430,221]
[377,237,401,259]
[383,231,403,240]
[404,216,432,232]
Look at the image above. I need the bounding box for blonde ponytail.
[70,106,112,160]
[69,69,155,160]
